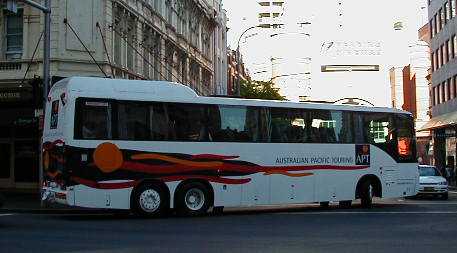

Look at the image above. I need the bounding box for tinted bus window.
[168,103,209,141]
[118,102,151,141]
[208,105,265,142]
[270,108,308,143]
[75,99,112,140]
[309,110,353,143]
[363,113,396,159]
[353,112,365,143]
[396,114,416,163]
[150,103,173,141]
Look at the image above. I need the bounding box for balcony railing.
[0,61,22,71]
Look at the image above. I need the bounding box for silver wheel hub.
[185,188,205,211]
[139,189,161,212]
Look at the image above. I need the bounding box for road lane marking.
[391,202,457,205]
[0,214,14,217]
[276,211,457,215]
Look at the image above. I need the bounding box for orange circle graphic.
[93,142,124,173]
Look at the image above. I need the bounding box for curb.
[0,206,129,215]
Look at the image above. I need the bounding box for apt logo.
[355,144,370,165]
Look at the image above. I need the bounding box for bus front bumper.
[42,185,69,205]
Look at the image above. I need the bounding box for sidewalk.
[2,186,457,214]
[0,191,104,214]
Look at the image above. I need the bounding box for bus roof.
[54,76,410,115]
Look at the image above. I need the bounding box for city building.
[257,0,285,29]
[0,0,227,190]
[390,38,432,164]
[421,0,457,172]
[227,49,250,96]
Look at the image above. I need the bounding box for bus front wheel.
[132,183,167,217]
[176,182,211,216]
[360,181,374,208]
[339,200,352,208]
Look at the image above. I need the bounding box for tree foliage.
[240,79,285,100]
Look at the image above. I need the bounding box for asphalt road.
[1,191,457,253]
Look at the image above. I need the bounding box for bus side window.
[353,113,365,143]
[150,103,172,141]
[363,113,396,159]
[270,108,308,143]
[168,103,209,142]
[75,99,112,140]
[395,114,416,162]
[118,102,151,141]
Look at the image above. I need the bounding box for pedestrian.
[451,167,456,186]
[454,168,457,186]
[445,165,453,183]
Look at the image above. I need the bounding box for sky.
[222,0,429,105]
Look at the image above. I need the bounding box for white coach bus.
[42,77,419,216]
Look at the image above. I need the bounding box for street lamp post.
[235,25,262,97]
[21,0,51,206]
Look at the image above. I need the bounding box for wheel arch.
[355,174,382,199]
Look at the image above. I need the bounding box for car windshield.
[419,166,441,177]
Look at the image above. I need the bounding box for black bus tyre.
[132,183,166,217]
[176,182,211,216]
[441,193,449,200]
[339,200,352,208]
[360,180,374,208]
[319,201,330,208]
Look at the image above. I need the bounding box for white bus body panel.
[42,77,419,211]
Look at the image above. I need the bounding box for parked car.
[417,165,448,200]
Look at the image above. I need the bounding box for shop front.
[420,111,457,175]
[0,84,40,190]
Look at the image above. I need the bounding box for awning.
[418,111,457,131]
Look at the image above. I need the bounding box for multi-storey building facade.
[257,0,285,29]
[0,0,227,190]
[422,0,457,172]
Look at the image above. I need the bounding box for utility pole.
[236,25,262,97]
[20,0,51,206]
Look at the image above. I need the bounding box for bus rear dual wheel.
[132,181,212,217]
[175,182,212,216]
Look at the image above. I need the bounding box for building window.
[452,75,457,98]
[447,79,452,101]
[437,48,441,68]
[273,2,284,7]
[435,86,439,105]
[440,8,445,29]
[453,35,457,58]
[445,2,449,22]
[430,19,434,38]
[5,9,24,60]
[451,37,455,59]
[434,14,439,34]
[452,77,457,99]
[259,2,270,6]
[441,82,444,103]
[445,41,449,64]
[451,0,456,19]
[431,52,435,72]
